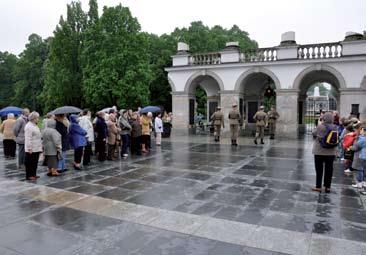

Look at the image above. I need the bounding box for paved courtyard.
[0,135,366,255]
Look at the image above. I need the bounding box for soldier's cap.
[232,103,238,107]
[360,119,366,129]
[217,106,221,110]
[259,106,265,109]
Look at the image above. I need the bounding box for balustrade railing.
[240,48,277,62]
[189,53,221,65]
[298,42,342,59]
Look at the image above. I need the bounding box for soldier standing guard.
[228,103,241,146]
[210,106,224,142]
[267,106,280,139]
[253,105,268,145]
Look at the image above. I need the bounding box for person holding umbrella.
[0,113,16,158]
[140,112,152,153]
[68,114,87,170]
[13,108,30,169]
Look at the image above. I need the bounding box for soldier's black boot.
[217,136,220,142]
[234,140,238,146]
[261,139,265,144]
[231,140,235,145]
[270,134,275,140]
[254,139,258,145]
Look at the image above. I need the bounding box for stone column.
[276,90,299,138]
[339,88,366,119]
[219,91,240,136]
[171,92,192,135]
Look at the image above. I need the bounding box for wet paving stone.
[1,137,366,252]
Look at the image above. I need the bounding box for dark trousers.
[131,136,141,155]
[96,138,106,161]
[314,155,335,189]
[25,152,40,179]
[18,143,25,166]
[107,144,116,160]
[121,134,130,155]
[74,147,83,164]
[83,142,92,165]
[3,139,16,157]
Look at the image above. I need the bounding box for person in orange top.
[0,113,17,158]
[140,112,152,153]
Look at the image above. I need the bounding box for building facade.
[165,32,366,138]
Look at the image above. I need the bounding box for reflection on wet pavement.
[0,136,366,254]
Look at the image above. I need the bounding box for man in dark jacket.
[55,114,70,173]
[13,108,30,169]
[95,112,108,161]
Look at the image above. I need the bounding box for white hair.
[7,113,14,119]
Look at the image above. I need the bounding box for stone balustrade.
[240,48,277,62]
[297,42,342,59]
[189,53,221,65]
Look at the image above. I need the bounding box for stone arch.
[292,64,346,91]
[184,70,225,94]
[167,76,176,92]
[234,67,281,92]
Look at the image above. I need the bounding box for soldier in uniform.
[210,106,224,142]
[267,106,280,139]
[253,105,268,145]
[228,103,242,146]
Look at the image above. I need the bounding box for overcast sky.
[1,0,365,55]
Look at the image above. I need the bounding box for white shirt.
[154,117,163,133]
[24,122,43,152]
[78,115,94,142]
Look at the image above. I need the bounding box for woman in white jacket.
[24,112,42,180]
[154,113,164,146]
[78,109,94,165]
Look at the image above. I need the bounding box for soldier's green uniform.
[210,107,224,142]
[253,106,268,145]
[228,103,241,146]
[267,108,280,139]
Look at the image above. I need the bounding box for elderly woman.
[0,113,17,158]
[312,112,338,193]
[69,115,87,170]
[78,109,94,166]
[119,109,132,158]
[42,119,61,176]
[107,113,119,160]
[140,112,152,153]
[24,112,42,180]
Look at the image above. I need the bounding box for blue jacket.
[68,115,87,149]
[356,135,366,160]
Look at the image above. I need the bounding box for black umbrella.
[51,106,82,115]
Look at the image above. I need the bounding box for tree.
[81,4,153,110]
[88,0,99,25]
[41,1,87,112]
[0,52,17,108]
[12,34,48,111]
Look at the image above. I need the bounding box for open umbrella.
[140,106,161,114]
[51,106,82,115]
[0,106,23,117]
[100,107,114,113]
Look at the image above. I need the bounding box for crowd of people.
[312,111,366,194]
[0,107,173,181]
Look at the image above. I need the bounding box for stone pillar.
[219,91,240,135]
[276,90,299,138]
[339,88,366,119]
[171,92,192,134]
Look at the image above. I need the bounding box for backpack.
[343,132,357,150]
[320,124,339,148]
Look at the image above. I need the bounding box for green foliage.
[41,1,87,112]
[81,4,153,110]
[0,52,17,108]
[195,86,207,116]
[12,34,48,112]
[3,1,258,114]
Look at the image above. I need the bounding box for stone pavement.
[0,135,366,255]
